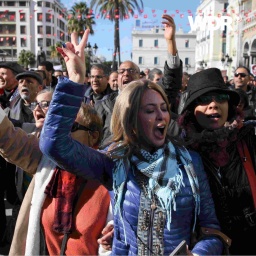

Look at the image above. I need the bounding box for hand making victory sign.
[56,29,90,84]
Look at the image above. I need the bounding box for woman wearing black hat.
[179,68,256,255]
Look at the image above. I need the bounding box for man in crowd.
[84,64,113,106]
[0,61,25,246]
[233,66,256,113]
[54,70,63,79]
[148,68,163,84]
[38,61,57,90]
[95,61,140,148]
[0,62,25,109]
[108,71,118,91]
[144,68,150,79]
[5,71,43,123]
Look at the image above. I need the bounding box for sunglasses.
[234,73,248,78]
[71,122,93,133]
[196,94,230,105]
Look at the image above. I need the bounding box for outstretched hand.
[162,14,176,41]
[56,29,89,84]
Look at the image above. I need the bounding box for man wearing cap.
[0,61,25,109]
[38,60,58,90]
[4,71,43,123]
[0,71,43,246]
[0,62,25,246]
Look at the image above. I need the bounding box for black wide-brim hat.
[181,68,240,113]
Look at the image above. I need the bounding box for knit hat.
[16,71,43,85]
[0,61,25,74]
[182,68,240,113]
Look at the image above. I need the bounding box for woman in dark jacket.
[179,67,256,255]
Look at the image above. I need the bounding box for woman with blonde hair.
[40,29,225,255]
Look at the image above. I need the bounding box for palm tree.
[18,50,36,69]
[68,2,95,39]
[90,0,144,70]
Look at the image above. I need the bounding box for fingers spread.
[71,32,79,46]
[80,29,90,49]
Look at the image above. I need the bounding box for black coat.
[94,91,118,149]
[197,125,256,255]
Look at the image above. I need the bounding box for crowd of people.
[0,14,256,255]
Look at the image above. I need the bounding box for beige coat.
[0,110,42,255]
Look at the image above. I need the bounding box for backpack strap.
[237,140,256,209]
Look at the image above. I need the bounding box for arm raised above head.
[40,78,114,189]
[40,30,114,188]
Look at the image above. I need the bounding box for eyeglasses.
[30,100,50,110]
[89,75,105,80]
[117,68,138,74]
[196,94,230,105]
[71,121,93,133]
[234,73,248,78]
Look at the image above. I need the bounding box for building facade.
[195,0,256,77]
[0,0,68,66]
[132,26,196,74]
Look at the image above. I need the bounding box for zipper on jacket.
[148,191,157,255]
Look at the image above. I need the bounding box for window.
[21,38,26,47]
[154,39,158,47]
[46,13,52,22]
[139,39,143,47]
[46,26,51,34]
[185,58,189,65]
[154,57,158,65]
[185,40,189,48]
[20,26,26,34]
[19,2,26,6]
[1,24,16,34]
[46,38,51,47]
[45,2,51,8]
[139,56,143,65]
[7,1,15,6]
[38,26,43,34]
[20,13,26,21]
[37,1,42,7]
[38,38,43,47]
[155,28,159,33]
[37,13,43,21]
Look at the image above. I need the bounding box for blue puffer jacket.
[40,78,223,255]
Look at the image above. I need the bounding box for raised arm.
[161,14,182,110]
[0,108,42,174]
[40,30,114,188]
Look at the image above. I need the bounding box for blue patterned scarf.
[112,142,200,243]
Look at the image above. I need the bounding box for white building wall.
[132,27,196,74]
[0,0,68,66]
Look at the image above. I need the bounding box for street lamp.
[86,42,98,71]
